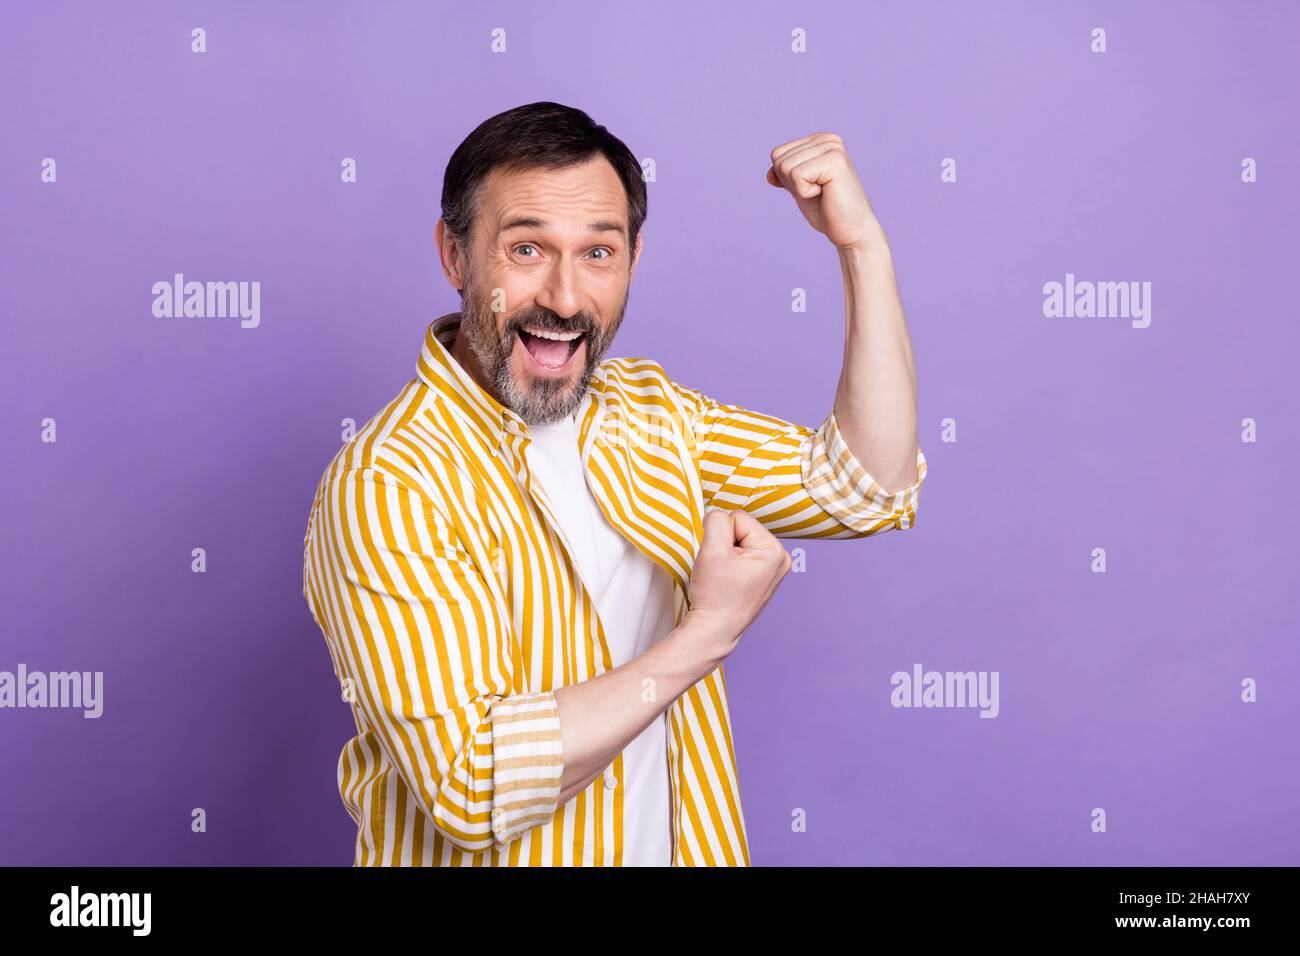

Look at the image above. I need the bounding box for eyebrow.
[497,216,626,237]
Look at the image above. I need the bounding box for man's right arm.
[552,507,792,805]
[552,618,721,805]
[304,463,570,852]
[304,464,787,844]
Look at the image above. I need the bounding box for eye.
[513,243,539,258]
[588,247,613,260]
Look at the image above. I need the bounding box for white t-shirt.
[522,409,675,866]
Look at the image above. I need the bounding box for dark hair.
[440,101,647,272]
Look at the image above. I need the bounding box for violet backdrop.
[2,0,1296,865]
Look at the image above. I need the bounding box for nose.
[533,253,583,322]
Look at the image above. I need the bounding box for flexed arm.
[766,131,921,496]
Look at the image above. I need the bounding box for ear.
[628,230,644,283]
[434,218,467,293]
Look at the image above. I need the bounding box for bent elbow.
[425,797,496,853]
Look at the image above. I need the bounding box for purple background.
[2,0,1296,866]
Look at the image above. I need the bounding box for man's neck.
[448,313,505,406]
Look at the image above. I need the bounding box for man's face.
[447,157,640,425]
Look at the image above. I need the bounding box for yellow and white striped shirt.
[302,312,928,865]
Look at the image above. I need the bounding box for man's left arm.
[673,131,927,540]
[672,379,926,540]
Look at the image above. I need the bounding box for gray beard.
[458,278,627,426]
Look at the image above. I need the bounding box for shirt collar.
[415,311,603,456]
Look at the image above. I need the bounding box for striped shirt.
[301,311,928,866]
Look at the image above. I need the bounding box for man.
[302,101,927,866]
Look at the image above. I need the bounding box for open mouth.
[516,326,588,372]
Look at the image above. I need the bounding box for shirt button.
[491,808,506,834]
[603,767,617,790]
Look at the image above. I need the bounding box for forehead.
[479,157,628,235]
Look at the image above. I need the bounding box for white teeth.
[522,326,583,342]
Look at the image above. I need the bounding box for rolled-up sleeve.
[303,463,564,853]
[801,407,927,535]
[485,692,566,845]
[669,373,927,540]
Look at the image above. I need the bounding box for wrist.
[836,220,890,266]
[664,616,729,682]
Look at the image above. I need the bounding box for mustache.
[507,310,595,336]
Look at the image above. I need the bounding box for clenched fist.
[766,131,881,251]
[681,508,793,667]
